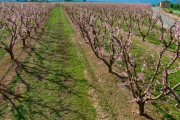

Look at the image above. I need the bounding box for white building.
[160,1,171,8]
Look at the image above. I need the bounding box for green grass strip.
[0,6,96,120]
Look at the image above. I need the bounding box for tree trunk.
[27,31,30,37]
[23,39,26,46]
[9,50,14,60]
[108,65,112,73]
[142,36,145,41]
[138,102,145,115]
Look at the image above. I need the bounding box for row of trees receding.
[61,3,180,116]
[0,2,55,60]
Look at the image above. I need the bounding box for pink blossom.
[175,104,178,107]
[100,48,104,57]
[138,73,145,80]
[128,40,132,47]
[130,59,135,65]
[117,56,122,61]
[1,46,5,50]
[160,91,164,94]
[145,101,151,104]
[158,51,162,56]
[121,72,128,77]
[120,81,129,86]
[133,97,140,102]
[162,77,166,85]
[146,90,151,96]
[151,54,154,59]
[142,64,147,71]
[154,62,157,67]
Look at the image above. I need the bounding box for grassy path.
[0,6,96,120]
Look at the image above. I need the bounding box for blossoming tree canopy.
[0,2,55,60]
[62,2,180,115]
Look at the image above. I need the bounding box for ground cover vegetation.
[61,2,180,117]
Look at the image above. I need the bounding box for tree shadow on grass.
[0,40,100,119]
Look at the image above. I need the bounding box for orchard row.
[61,3,180,115]
[0,2,55,60]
